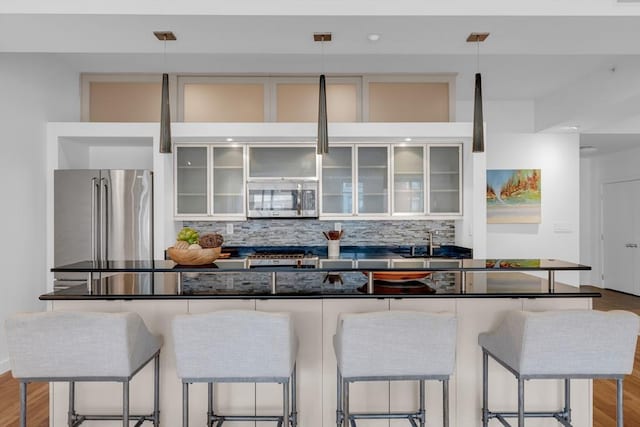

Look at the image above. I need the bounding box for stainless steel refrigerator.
[54,169,154,285]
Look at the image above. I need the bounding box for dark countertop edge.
[50,266,592,273]
[40,292,601,301]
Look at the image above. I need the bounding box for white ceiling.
[2,9,640,155]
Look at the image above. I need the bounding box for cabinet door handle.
[626,243,638,248]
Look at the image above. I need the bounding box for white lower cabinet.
[49,297,593,427]
[255,299,323,427]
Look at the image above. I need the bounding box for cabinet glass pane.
[176,147,207,215]
[213,195,244,214]
[213,147,243,168]
[322,147,353,214]
[394,146,424,213]
[358,147,388,214]
[429,146,460,213]
[249,147,316,178]
[213,147,244,215]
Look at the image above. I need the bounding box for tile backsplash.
[184,219,455,246]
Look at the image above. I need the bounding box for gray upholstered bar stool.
[172,310,298,427]
[334,311,457,427]
[479,310,639,427]
[5,311,162,427]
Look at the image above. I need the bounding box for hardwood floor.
[0,287,638,426]
[585,285,640,426]
[0,372,48,427]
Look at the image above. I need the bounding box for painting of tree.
[487,169,541,223]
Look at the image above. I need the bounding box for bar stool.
[334,310,457,427]
[5,311,162,427]
[172,310,298,427]
[479,310,639,427]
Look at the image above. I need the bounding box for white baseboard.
[0,358,10,375]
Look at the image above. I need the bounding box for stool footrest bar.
[348,411,424,420]
[210,415,285,422]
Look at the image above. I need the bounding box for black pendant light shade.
[317,74,329,155]
[159,73,172,154]
[472,72,484,153]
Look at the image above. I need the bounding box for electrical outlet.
[334,222,342,231]
[226,223,234,235]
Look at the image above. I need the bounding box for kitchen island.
[43,251,595,427]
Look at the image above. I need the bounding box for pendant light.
[154,31,176,154]
[467,32,489,153]
[314,33,331,155]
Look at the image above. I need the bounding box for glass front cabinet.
[174,145,246,219]
[320,143,462,217]
[175,142,462,220]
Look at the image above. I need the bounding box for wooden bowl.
[167,247,221,265]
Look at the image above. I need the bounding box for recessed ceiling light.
[404,138,412,142]
[580,146,597,153]
[367,34,381,42]
[226,138,234,142]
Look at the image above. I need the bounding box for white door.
[602,180,640,294]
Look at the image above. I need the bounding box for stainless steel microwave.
[247,180,318,218]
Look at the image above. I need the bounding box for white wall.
[486,133,581,286]
[456,100,535,133]
[0,54,79,372]
[580,144,640,288]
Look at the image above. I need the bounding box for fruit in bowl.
[168,228,225,265]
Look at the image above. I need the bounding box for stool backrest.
[513,310,638,376]
[172,310,297,381]
[5,311,160,379]
[335,310,456,379]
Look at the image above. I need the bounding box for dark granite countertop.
[51,245,588,273]
[41,271,599,300]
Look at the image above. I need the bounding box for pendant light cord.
[476,38,480,73]
[321,38,325,75]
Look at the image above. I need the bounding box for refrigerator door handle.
[91,177,99,262]
[101,177,109,262]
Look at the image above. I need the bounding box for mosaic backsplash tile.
[183,219,455,247]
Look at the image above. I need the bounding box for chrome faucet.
[427,230,441,256]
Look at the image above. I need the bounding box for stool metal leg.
[343,380,350,427]
[564,378,571,424]
[482,351,488,427]
[336,369,343,427]
[208,382,214,427]
[123,380,130,427]
[419,380,425,427]
[154,354,161,426]
[68,381,75,427]
[20,382,27,427]
[617,378,624,427]
[517,378,524,427]
[182,382,189,427]
[291,364,298,427]
[443,379,450,427]
[283,379,290,427]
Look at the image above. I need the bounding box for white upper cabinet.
[212,146,245,216]
[248,146,317,179]
[174,144,246,219]
[392,146,425,215]
[428,145,461,214]
[175,146,209,216]
[320,143,461,218]
[175,142,462,220]
[357,146,390,215]
[321,146,354,215]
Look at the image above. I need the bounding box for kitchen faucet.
[427,230,441,256]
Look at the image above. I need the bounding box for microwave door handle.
[297,184,302,216]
